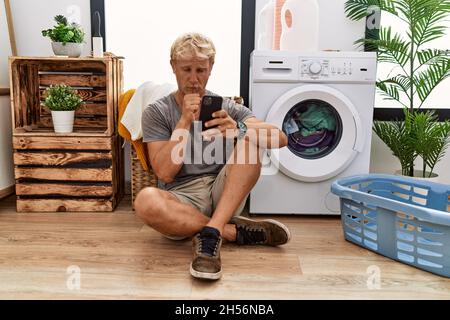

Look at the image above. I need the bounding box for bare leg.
[207,139,263,236]
[134,187,209,238]
[134,187,239,241]
[135,140,263,241]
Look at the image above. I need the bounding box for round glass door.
[266,84,364,182]
[283,99,343,160]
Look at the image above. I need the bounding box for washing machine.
[249,50,377,215]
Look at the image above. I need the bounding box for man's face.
[171,58,213,96]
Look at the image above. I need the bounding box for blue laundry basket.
[331,174,450,278]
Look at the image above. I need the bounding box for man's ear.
[170,60,176,73]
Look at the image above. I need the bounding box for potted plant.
[345,0,450,179]
[43,84,83,133]
[42,15,85,57]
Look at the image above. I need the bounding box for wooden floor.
[0,195,449,300]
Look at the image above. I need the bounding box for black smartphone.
[199,95,223,131]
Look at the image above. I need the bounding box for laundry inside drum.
[282,99,343,159]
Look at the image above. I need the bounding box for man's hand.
[181,93,201,124]
[202,109,238,141]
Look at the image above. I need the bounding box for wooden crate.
[13,135,124,212]
[9,56,125,212]
[9,56,123,137]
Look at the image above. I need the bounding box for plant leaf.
[377,81,400,101]
[412,111,450,174]
[424,123,450,173]
[373,110,417,174]
[414,59,450,105]
[412,0,450,47]
[356,26,410,66]
[416,49,450,70]
[54,15,68,26]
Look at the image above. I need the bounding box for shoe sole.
[190,263,222,280]
[234,216,292,244]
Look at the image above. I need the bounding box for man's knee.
[134,187,163,220]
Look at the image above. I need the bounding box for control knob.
[309,61,322,75]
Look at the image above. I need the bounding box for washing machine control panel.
[250,53,377,83]
[300,59,354,80]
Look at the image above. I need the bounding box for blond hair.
[170,32,216,63]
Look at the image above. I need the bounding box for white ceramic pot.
[51,42,83,57]
[51,110,75,133]
[395,169,439,182]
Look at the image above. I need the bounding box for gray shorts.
[164,166,248,240]
[168,166,248,217]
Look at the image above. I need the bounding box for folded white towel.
[121,81,177,141]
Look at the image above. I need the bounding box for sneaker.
[190,226,223,280]
[231,216,291,246]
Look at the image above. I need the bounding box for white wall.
[0,3,11,88]
[9,0,92,57]
[0,96,14,191]
[0,3,14,191]
[105,0,242,96]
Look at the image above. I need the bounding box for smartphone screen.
[199,95,223,131]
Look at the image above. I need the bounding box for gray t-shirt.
[142,91,254,190]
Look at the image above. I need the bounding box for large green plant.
[42,15,85,44]
[345,0,450,177]
[43,84,83,111]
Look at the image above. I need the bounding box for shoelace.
[236,225,267,245]
[198,233,220,257]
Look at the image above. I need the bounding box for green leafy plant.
[374,108,450,176]
[42,15,85,44]
[345,0,450,177]
[413,110,450,177]
[43,84,83,111]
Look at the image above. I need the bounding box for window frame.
[90,0,106,52]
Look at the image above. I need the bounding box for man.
[135,32,290,280]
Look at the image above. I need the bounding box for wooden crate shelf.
[13,135,124,212]
[9,56,123,137]
[9,56,125,212]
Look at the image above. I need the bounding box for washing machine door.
[266,84,364,182]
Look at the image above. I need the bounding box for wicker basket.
[130,96,244,208]
[130,144,157,208]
